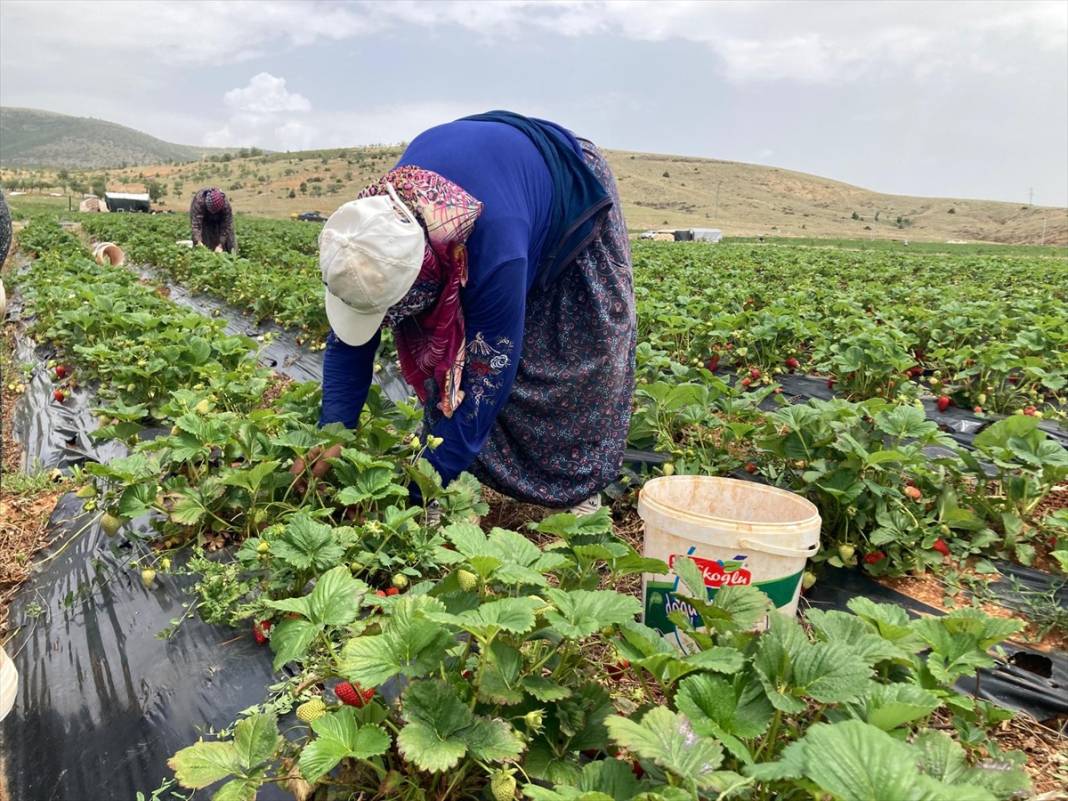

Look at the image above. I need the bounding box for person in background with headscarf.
[0,188,11,319]
[314,111,636,515]
[189,187,236,253]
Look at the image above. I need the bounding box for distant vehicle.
[104,192,150,213]
[295,211,327,223]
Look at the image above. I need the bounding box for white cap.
[320,183,426,346]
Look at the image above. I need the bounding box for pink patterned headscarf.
[357,167,483,417]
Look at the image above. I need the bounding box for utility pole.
[1041,214,1047,245]
[714,181,722,219]
[1028,187,1033,207]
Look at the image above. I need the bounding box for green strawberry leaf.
[426,596,541,640]
[671,556,708,600]
[268,618,321,670]
[167,741,243,789]
[212,779,259,801]
[232,713,279,770]
[270,514,344,572]
[522,675,573,702]
[543,589,641,639]
[606,707,723,788]
[859,683,941,732]
[339,595,451,686]
[299,708,390,782]
[307,565,366,626]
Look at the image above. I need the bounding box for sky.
[1,0,1066,206]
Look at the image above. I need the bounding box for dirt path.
[0,299,68,639]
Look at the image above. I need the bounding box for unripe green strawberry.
[662,462,675,476]
[490,769,517,801]
[392,573,409,590]
[101,513,123,536]
[523,709,545,731]
[160,557,171,572]
[257,540,270,554]
[296,698,326,723]
[457,569,477,592]
[75,484,97,499]
[838,544,856,563]
[802,571,817,590]
[141,568,156,588]
[194,399,211,414]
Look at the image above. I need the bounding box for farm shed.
[691,227,722,243]
[674,228,722,243]
[104,192,150,213]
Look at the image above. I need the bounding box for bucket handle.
[738,537,818,559]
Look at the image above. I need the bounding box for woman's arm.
[320,329,381,428]
[423,256,526,485]
[189,192,205,246]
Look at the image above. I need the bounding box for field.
[5,141,1068,244]
[2,211,1067,799]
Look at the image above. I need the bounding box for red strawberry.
[863,551,886,565]
[1023,406,1037,417]
[374,590,387,597]
[973,406,983,414]
[749,367,762,380]
[784,357,800,371]
[253,619,272,645]
[740,377,751,388]
[706,354,720,372]
[904,486,923,502]
[932,538,951,557]
[385,587,400,596]
[53,389,65,403]
[605,660,630,679]
[827,377,836,390]
[462,669,474,679]
[744,462,758,474]
[630,760,645,779]
[55,364,68,379]
[936,395,951,412]
[335,681,374,707]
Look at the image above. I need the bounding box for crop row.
[10,217,1037,800]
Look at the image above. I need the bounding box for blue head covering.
[461,111,612,290]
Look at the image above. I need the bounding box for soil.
[0,323,67,637]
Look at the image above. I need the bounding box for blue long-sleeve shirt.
[320,120,582,483]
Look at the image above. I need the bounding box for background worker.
[189,187,236,253]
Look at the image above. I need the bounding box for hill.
[2,117,1064,244]
[0,107,235,169]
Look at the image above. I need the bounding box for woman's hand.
[289,443,344,493]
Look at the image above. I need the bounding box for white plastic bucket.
[0,643,17,722]
[638,476,820,648]
[92,241,125,266]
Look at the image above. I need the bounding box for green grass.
[724,235,1068,258]
[0,469,63,495]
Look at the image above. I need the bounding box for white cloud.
[4,0,1062,84]
[224,73,310,114]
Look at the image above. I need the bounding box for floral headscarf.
[357,167,483,417]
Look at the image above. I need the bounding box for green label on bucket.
[644,570,803,636]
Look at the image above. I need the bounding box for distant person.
[0,188,11,319]
[314,111,636,514]
[189,187,236,253]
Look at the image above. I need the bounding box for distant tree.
[947,207,956,214]
[851,211,861,220]
[662,171,670,178]
[299,182,308,195]
[68,179,89,195]
[173,180,184,197]
[874,211,880,221]
[90,175,107,197]
[146,180,167,202]
[57,169,70,181]
[288,188,296,199]
[310,184,323,197]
